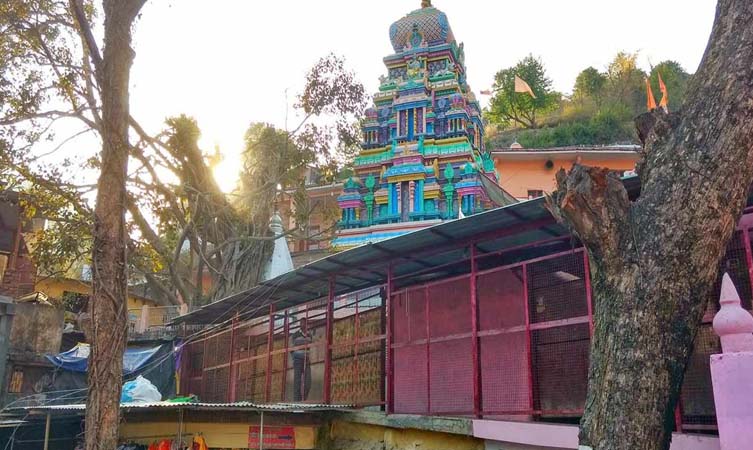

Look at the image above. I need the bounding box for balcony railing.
[127,305,186,339]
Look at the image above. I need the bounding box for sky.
[127,0,718,192]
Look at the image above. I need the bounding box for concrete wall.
[35,277,155,309]
[472,419,719,450]
[9,302,63,355]
[327,421,484,450]
[493,155,638,200]
[0,254,35,299]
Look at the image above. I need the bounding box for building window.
[308,226,321,251]
[9,368,23,393]
[0,254,7,284]
[527,190,544,200]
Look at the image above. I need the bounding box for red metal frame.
[387,218,557,284]
[424,286,431,414]
[265,305,275,402]
[470,244,482,418]
[742,225,753,295]
[281,311,289,401]
[523,263,535,414]
[323,276,335,404]
[354,291,361,404]
[584,250,594,336]
[180,225,732,427]
[200,331,209,399]
[386,264,394,413]
[228,313,238,402]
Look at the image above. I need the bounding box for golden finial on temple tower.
[421,0,432,8]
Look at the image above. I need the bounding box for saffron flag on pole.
[514,75,537,98]
[658,72,669,112]
[645,77,657,111]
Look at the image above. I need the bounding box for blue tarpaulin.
[46,343,163,375]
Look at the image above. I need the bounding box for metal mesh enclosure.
[385,250,591,417]
[527,252,589,416]
[392,290,428,413]
[390,251,591,417]
[428,277,473,414]
[178,288,385,406]
[176,217,753,432]
[680,324,721,430]
[478,267,529,416]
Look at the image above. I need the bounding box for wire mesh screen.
[428,276,473,414]
[201,330,232,402]
[680,324,721,430]
[429,276,471,338]
[527,252,589,416]
[331,312,357,404]
[531,324,589,415]
[392,289,428,413]
[709,230,753,313]
[269,333,287,402]
[232,323,271,402]
[478,267,529,415]
[296,305,327,404]
[331,296,384,405]
[181,340,204,397]
[527,252,588,324]
[174,219,753,430]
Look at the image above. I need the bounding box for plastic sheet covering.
[43,342,176,402]
[46,342,162,374]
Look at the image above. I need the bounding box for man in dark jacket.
[291,317,312,401]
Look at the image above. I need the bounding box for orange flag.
[645,77,657,111]
[658,73,669,111]
[514,75,537,98]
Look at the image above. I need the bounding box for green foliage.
[649,60,690,111]
[486,55,561,129]
[239,123,306,224]
[236,54,365,243]
[605,52,647,114]
[513,111,635,148]
[574,67,607,105]
[485,52,692,149]
[62,291,89,314]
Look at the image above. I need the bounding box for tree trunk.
[547,2,753,449]
[86,1,145,449]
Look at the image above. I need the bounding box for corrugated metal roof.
[10,401,352,414]
[173,176,645,325]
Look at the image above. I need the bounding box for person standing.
[291,318,312,401]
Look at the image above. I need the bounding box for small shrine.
[333,0,511,249]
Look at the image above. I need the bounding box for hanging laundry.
[193,434,208,450]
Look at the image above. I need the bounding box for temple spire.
[421,0,432,8]
[262,212,294,281]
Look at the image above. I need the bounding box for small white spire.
[263,212,294,281]
[269,212,284,236]
[713,273,753,353]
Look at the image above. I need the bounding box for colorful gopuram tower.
[333,1,512,249]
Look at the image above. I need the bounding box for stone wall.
[0,254,35,299]
[9,301,64,355]
[324,421,484,450]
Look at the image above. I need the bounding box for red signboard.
[248,425,296,449]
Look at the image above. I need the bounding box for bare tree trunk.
[85,1,145,449]
[547,2,753,449]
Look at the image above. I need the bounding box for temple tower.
[333,1,509,249]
